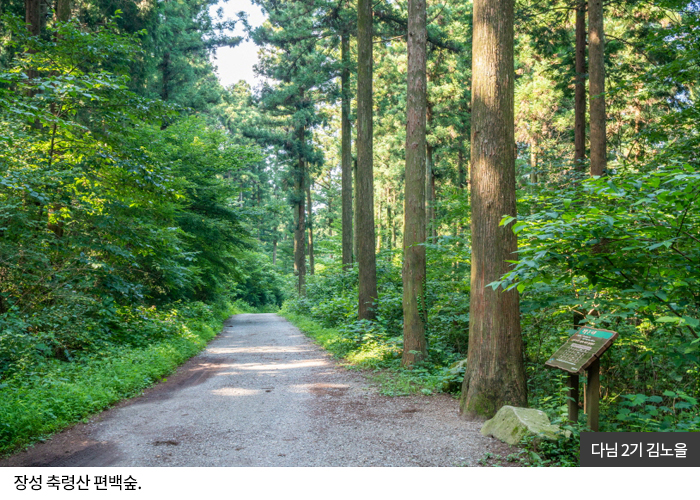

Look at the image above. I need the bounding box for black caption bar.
[581,432,700,467]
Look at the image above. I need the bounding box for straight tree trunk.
[294,128,307,296]
[574,0,587,170]
[272,239,277,265]
[341,32,354,270]
[377,201,383,252]
[307,182,314,275]
[589,0,606,176]
[402,0,428,368]
[327,167,333,236]
[426,143,435,242]
[386,202,393,251]
[25,0,42,36]
[460,0,528,417]
[356,0,378,320]
[56,0,70,22]
[24,0,42,111]
[353,157,358,262]
[161,52,171,101]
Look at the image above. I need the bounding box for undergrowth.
[281,310,457,396]
[0,301,240,456]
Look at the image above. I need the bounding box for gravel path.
[1,313,516,467]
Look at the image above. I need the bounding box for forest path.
[2,313,514,467]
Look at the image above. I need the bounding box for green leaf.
[656,316,680,324]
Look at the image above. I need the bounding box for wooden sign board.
[545,327,618,375]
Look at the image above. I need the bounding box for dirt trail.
[1,313,514,467]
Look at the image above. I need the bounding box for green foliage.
[0,9,275,456]
[0,300,238,456]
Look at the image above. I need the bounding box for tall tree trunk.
[574,0,587,170]
[294,128,307,296]
[161,52,171,101]
[426,142,435,242]
[377,200,383,252]
[25,0,42,36]
[460,0,527,417]
[341,32,354,270]
[402,0,428,368]
[353,157,358,262]
[589,0,606,176]
[307,182,314,275]
[386,201,393,251]
[327,167,334,236]
[56,0,70,22]
[357,0,378,320]
[24,0,42,111]
[272,239,278,265]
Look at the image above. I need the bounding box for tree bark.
[426,142,435,242]
[353,156,358,262]
[24,0,42,109]
[25,0,42,36]
[56,0,70,22]
[460,0,527,417]
[327,168,334,236]
[376,200,383,252]
[386,201,393,251]
[574,0,587,170]
[161,52,171,102]
[357,0,378,320]
[402,0,428,368]
[341,32,354,271]
[294,128,307,296]
[307,182,314,275]
[588,0,606,176]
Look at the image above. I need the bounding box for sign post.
[545,327,617,431]
[568,373,579,424]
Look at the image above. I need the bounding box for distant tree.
[588,0,606,176]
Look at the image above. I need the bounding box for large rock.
[481,406,570,446]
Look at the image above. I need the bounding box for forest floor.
[0,313,517,467]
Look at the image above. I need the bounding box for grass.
[280,310,455,397]
[0,301,241,457]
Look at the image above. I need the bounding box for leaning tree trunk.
[589,0,606,176]
[341,32,354,270]
[574,0,587,170]
[356,0,378,320]
[459,0,528,418]
[402,0,428,368]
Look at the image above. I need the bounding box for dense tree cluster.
[2,0,699,457]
